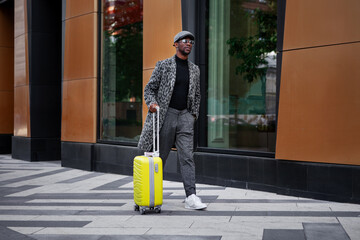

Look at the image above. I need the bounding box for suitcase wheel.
[140,207,146,215]
[134,205,140,211]
[155,207,161,213]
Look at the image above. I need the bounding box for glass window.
[100,0,143,142]
[207,0,277,152]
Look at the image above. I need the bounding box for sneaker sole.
[185,205,207,210]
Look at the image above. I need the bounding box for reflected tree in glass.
[207,0,277,152]
[102,0,143,142]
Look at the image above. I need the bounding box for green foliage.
[227,1,277,83]
[102,22,143,103]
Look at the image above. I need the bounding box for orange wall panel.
[62,3,98,143]
[283,0,360,50]
[0,3,14,134]
[65,0,97,20]
[143,0,182,70]
[142,0,182,123]
[63,13,97,81]
[276,43,360,165]
[0,91,14,133]
[0,47,14,91]
[62,78,97,143]
[13,85,30,137]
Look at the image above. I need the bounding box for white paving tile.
[32,227,150,235]
[146,226,263,238]
[231,216,338,223]
[205,203,237,211]
[4,169,87,187]
[9,227,44,234]
[85,215,193,228]
[0,205,126,211]
[0,215,40,221]
[328,203,360,211]
[338,217,360,240]
[0,169,59,182]
[191,221,303,230]
[30,215,104,221]
[235,203,298,211]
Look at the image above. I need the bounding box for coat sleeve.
[144,61,162,108]
[194,66,201,120]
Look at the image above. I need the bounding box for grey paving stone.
[2,156,360,240]
[92,177,133,190]
[0,210,81,215]
[31,235,101,240]
[24,202,126,207]
[58,172,105,183]
[0,185,40,197]
[30,192,173,199]
[0,168,71,185]
[100,236,221,240]
[0,209,133,216]
[0,168,42,171]
[262,229,305,240]
[0,226,36,240]
[213,199,323,203]
[31,235,221,240]
[159,210,360,217]
[303,223,351,240]
[0,220,91,227]
[118,187,225,191]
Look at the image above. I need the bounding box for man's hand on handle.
[149,103,159,113]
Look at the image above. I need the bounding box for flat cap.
[173,31,195,43]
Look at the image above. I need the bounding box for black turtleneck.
[169,55,189,110]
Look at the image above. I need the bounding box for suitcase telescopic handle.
[152,106,160,157]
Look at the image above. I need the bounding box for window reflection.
[207,0,277,152]
[101,0,143,142]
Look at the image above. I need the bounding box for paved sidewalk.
[0,154,359,240]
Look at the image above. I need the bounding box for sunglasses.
[178,39,195,45]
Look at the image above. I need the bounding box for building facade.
[0,0,359,203]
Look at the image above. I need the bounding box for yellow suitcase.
[134,107,163,214]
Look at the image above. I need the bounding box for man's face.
[175,37,194,56]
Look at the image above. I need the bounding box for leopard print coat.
[137,55,201,152]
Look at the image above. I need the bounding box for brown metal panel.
[63,13,97,81]
[283,0,360,50]
[142,0,182,124]
[0,4,14,47]
[143,0,182,70]
[276,43,360,165]
[65,0,97,20]
[61,78,97,143]
[0,47,14,91]
[13,85,30,137]
[0,91,14,134]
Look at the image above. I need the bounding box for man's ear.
[174,42,178,48]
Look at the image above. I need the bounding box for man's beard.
[179,47,190,56]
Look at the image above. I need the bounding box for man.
[138,31,206,210]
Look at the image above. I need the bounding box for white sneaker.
[185,194,207,210]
